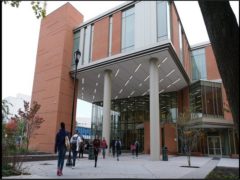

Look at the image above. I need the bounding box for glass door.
[207,136,222,157]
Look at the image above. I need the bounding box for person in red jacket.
[101,137,108,159]
[93,135,101,167]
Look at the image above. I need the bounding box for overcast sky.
[2,1,239,119]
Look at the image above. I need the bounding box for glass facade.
[190,80,223,119]
[157,1,168,41]
[122,6,135,53]
[191,48,207,81]
[91,92,177,151]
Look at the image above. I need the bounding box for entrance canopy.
[73,42,190,103]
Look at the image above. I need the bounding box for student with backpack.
[70,130,82,169]
[115,137,121,161]
[135,140,140,158]
[55,122,69,176]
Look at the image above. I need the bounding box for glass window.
[72,31,80,66]
[160,92,177,123]
[157,1,168,41]
[191,48,207,81]
[122,7,135,53]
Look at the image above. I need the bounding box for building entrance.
[207,136,222,157]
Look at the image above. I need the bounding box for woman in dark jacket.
[93,135,101,167]
[55,122,68,176]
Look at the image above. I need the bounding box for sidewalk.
[2,154,239,179]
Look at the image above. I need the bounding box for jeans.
[102,148,106,158]
[72,150,78,166]
[57,147,66,170]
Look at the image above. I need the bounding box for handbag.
[65,136,70,150]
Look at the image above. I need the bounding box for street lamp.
[66,49,81,166]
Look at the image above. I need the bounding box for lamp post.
[66,49,81,166]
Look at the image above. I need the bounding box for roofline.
[74,1,136,32]
[190,41,211,50]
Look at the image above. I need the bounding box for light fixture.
[134,64,142,73]
[129,75,133,80]
[96,82,98,86]
[159,79,164,83]
[166,69,175,77]
[159,89,165,93]
[139,83,142,87]
[82,87,84,90]
[115,69,119,77]
[93,96,95,100]
[98,74,101,78]
[94,89,96,93]
[162,57,167,63]
[115,96,118,100]
[125,80,129,86]
[130,91,135,96]
[167,84,171,88]
[172,78,180,85]
[82,78,84,84]
[119,89,123,94]
[158,64,161,68]
[144,75,149,82]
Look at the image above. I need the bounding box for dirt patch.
[206,167,239,179]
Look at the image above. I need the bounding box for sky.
[2,1,239,120]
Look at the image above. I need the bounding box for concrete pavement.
[2,154,239,179]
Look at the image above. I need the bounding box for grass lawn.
[206,167,239,180]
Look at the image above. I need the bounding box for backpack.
[71,135,78,150]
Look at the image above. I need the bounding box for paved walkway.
[3,154,239,179]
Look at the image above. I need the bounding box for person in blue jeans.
[70,130,82,169]
[55,122,69,176]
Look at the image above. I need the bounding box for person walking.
[93,135,101,167]
[110,138,116,157]
[130,142,135,158]
[101,137,108,159]
[55,122,69,176]
[70,130,82,169]
[115,137,121,161]
[135,140,140,158]
[79,135,84,158]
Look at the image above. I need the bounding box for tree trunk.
[198,1,239,139]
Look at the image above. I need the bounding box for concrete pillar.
[102,69,112,154]
[149,58,160,160]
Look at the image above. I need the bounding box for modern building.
[30,1,238,159]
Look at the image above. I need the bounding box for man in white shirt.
[70,130,82,169]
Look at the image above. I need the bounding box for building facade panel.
[111,11,122,55]
[170,2,180,58]
[183,33,191,78]
[92,17,109,61]
[205,45,221,80]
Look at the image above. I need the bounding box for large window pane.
[191,48,207,81]
[157,1,168,41]
[122,7,135,52]
[72,31,80,66]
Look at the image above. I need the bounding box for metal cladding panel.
[135,1,157,50]
[83,25,91,64]
[79,29,85,66]
[135,2,145,49]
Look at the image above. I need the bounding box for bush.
[206,167,239,180]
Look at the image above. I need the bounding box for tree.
[198,1,239,139]
[3,1,47,19]
[177,110,203,167]
[15,101,44,150]
[2,99,12,121]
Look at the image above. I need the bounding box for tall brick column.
[30,3,83,153]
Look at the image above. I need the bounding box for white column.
[149,58,160,160]
[102,69,112,154]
